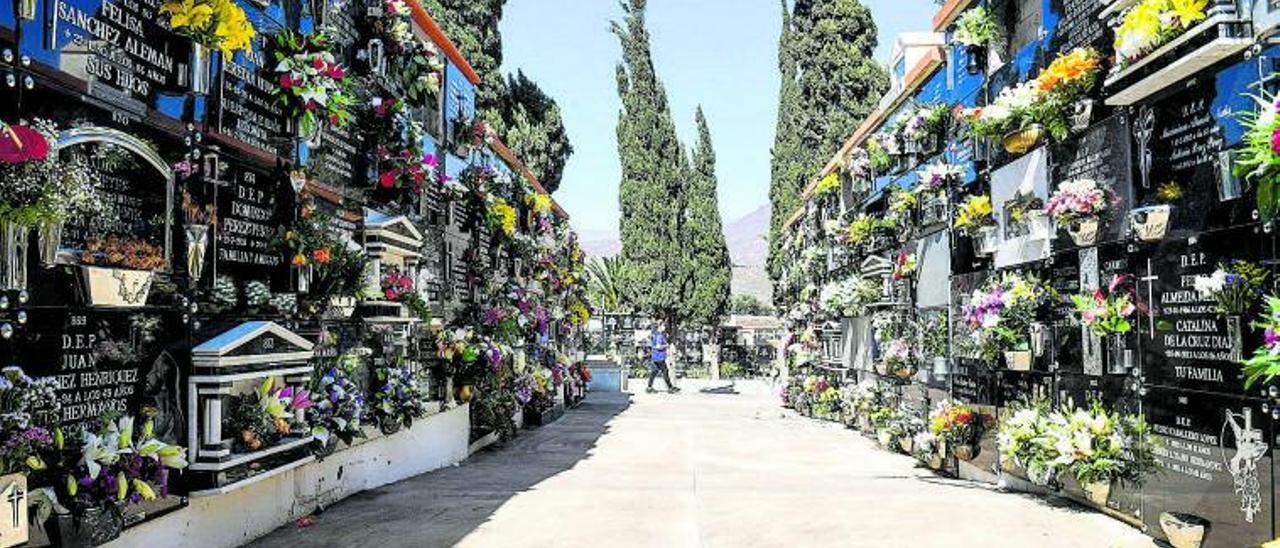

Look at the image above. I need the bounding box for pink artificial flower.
[1272,128,1280,156]
[1265,328,1280,349]
[278,74,295,89]
[311,56,326,70]
[327,65,346,79]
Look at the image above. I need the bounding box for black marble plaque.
[1048,0,1113,55]
[216,161,288,275]
[20,0,192,122]
[1138,231,1265,394]
[209,19,290,159]
[7,309,188,440]
[1050,115,1134,243]
[996,370,1055,408]
[1142,387,1274,547]
[61,141,171,252]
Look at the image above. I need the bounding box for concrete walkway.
[247,381,1154,548]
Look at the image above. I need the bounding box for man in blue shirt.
[647,321,679,393]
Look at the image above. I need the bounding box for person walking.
[647,321,679,394]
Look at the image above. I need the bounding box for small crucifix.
[6,483,23,529]
[1139,258,1158,337]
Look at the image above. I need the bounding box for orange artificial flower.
[291,253,307,267]
[311,248,331,264]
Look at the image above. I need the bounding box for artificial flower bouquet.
[79,236,165,271]
[893,104,950,151]
[1113,0,1209,72]
[892,250,918,282]
[961,272,1053,362]
[227,378,313,452]
[814,171,840,197]
[1071,274,1142,337]
[372,362,428,431]
[916,161,965,197]
[880,337,917,379]
[819,276,882,317]
[845,147,873,180]
[64,416,188,508]
[1235,84,1280,222]
[953,6,996,47]
[812,384,843,418]
[846,213,893,248]
[272,32,355,139]
[953,194,996,236]
[161,0,256,55]
[309,353,368,447]
[380,268,415,301]
[1046,178,1110,245]
[997,400,1159,492]
[1243,296,1280,388]
[929,400,988,459]
[0,366,59,476]
[1194,260,1268,316]
[957,48,1102,144]
[0,119,109,229]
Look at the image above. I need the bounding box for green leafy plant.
[953,7,996,47]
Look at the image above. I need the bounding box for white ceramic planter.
[81,266,154,307]
[1068,217,1100,247]
[1130,205,1171,242]
[1003,350,1032,371]
[1084,480,1111,506]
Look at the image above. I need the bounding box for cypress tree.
[612,0,688,333]
[767,0,887,289]
[503,71,575,192]
[682,107,732,327]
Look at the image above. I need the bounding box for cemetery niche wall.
[774,0,1280,544]
[0,0,593,546]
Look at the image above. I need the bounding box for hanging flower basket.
[80,266,154,308]
[1067,217,1101,246]
[1002,124,1045,154]
[327,296,357,319]
[1025,210,1052,240]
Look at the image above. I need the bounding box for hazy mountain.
[577,204,772,303]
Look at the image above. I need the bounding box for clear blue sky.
[500,0,935,240]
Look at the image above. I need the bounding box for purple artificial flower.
[1266,328,1280,350]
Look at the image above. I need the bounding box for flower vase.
[1107,335,1135,374]
[328,296,357,319]
[17,0,35,19]
[76,500,127,546]
[1068,218,1100,246]
[1226,314,1244,363]
[928,452,944,469]
[1159,512,1210,548]
[189,43,211,95]
[1071,99,1095,132]
[295,264,312,294]
[1026,210,1052,241]
[877,431,893,447]
[898,436,914,455]
[1003,350,1032,371]
[965,44,985,75]
[36,219,63,267]
[1002,124,1045,155]
[80,266,154,308]
[893,363,916,380]
[1084,480,1111,507]
[858,415,872,433]
[0,221,29,291]
[974,225,999,256]
[954,444,979,461]
[378,415,401,436]
[1130,205,1171,242]
[184,224,210,287]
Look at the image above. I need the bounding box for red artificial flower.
[327,66,345,79]
[329,114,340,126]
[0,123,49,164]
[305,100,318,112]
[379,170,398,188]
[278,74,295,89]
[311,57,326,70]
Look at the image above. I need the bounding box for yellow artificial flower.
[162,0,213,30]
[815,172,840,196]
[527,193,553,215]
[1169,0,1207,28]
[493,201,517,235]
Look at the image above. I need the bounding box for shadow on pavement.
[697,383,739,395]
[245,392,632,548]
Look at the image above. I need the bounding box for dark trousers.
[647,359,674,389]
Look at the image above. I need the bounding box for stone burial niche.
[187,321,317,496]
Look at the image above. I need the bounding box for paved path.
[248,381,1155,548]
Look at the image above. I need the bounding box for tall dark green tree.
[682,107,732,327]
[612,0,688,334]
[423,1,575,192]
[503,71,574,192]
[767,0,887,286]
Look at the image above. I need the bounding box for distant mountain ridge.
[579,204,771,303]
